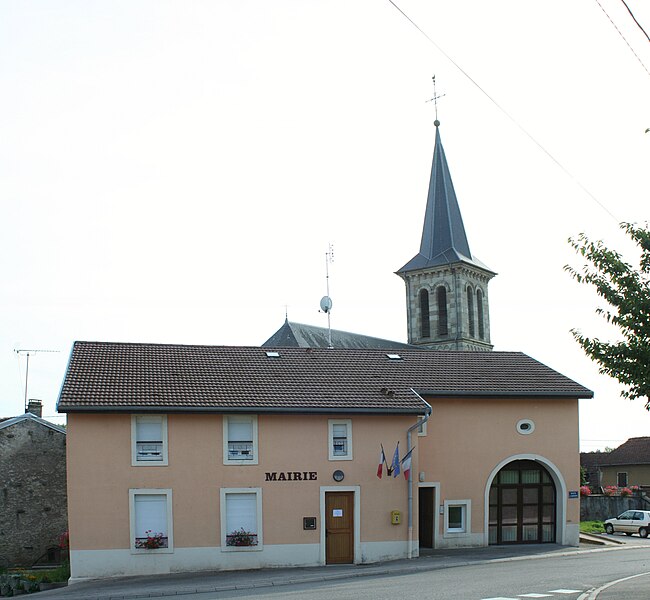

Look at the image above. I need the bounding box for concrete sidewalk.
[33,538,643,600]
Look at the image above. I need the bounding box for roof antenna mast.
[319,244,334,349]
[14,348,60,413]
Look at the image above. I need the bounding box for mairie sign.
[265,471,317,481]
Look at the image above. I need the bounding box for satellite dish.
[320,296,333,313]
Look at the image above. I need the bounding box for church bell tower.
[396,121,496,351]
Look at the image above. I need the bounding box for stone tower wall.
[402,264,493,351]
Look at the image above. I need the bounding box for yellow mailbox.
[391,510,401,525]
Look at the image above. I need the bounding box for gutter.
[57,405,425,415]
[406,388,432,559]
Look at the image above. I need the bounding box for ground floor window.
[489,460,555,544]
[443,499,471,537]
[220,488,262,550]
[617,472,628,487]
[129,489,173,552]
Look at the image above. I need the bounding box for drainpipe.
[406,388,432,559]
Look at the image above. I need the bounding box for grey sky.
[1,1,648,450]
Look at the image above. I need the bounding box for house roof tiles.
[593,437,650,466]
[57,341,593,414]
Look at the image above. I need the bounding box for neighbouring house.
[584,437,650,489]
[58,342,591,581]
[579,451,611,488]
[57,120,592,581]
[0,401,67,567]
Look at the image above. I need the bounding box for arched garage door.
[489,460,556,544]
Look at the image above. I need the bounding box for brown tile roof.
[57,341,593,414]
[580,451,611,469]
[595,437,650,466]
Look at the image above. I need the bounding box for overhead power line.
[594,0,650,77]
[619,0,650,43]
[387,0,620,222]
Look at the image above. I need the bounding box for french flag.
[377,445,386,479]
[401,447,414,480]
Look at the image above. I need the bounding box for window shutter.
[136,418,162,442]
[229,419,253,442]
[134,494,167,537]
[332,424,347,439]
[226,493,257,534]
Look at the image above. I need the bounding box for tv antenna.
[319,244,334,349]
[14,348,60,413]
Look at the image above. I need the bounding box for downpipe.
[407,389,432,559]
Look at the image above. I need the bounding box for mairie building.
[58,122,593,582]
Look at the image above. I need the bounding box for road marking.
[577,570,650,600]
[483,590,585,600]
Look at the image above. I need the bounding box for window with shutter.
[223,416,258,465]
[220,488,263,551]
[129,489,173,552]
[328,419,352,460]
[132,415,168,466]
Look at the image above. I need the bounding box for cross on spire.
[426,75,445,126]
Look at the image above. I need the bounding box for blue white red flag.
[377,445,386,479]
[401,447,414,480]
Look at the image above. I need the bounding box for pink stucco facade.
[66,396,580,580]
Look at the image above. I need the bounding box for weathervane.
[425,75,445,126]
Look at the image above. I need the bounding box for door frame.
[320,486,360,565]
[484,454,567,546]
[417,481,440,552]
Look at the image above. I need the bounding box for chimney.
[26,399,42,418]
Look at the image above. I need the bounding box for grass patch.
[12,560,70,583]
[580,520,605,534]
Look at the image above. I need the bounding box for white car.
[604,510,650,537]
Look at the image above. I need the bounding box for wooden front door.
[418,487,435,548]
[325,491,354,564]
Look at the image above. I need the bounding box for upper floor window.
[328,419,352,461]
[477,289,485,340]
[437,286,448,336]
[223,415,258,465]
[129,489,173,553]
[132,415,168,466]
[467,287,475,337]
[419,289,430,338]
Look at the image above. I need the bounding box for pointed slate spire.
[397,122,492,274]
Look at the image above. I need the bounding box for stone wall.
[580,494,650,522]
[0,417,67,567]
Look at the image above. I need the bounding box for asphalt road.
[179,547,650,600]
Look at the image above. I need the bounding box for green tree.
[565,222,650,409]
